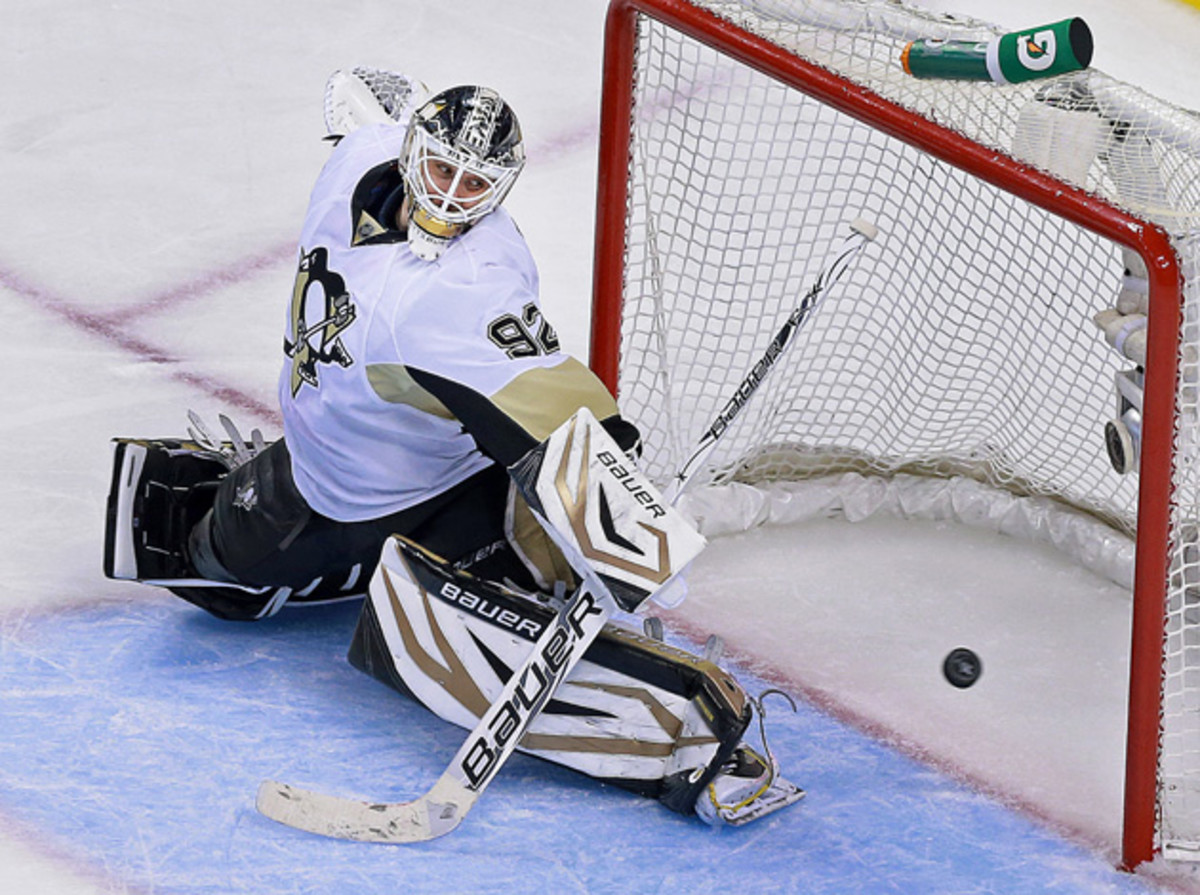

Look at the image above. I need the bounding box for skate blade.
[721,779,806,827]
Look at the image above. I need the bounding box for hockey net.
[589,0,1200,869]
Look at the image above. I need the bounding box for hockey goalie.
[102,68,803,833]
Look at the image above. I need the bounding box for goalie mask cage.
[589,0,1200,871]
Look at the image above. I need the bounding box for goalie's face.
[399,86,525,260]
[406,133,516,226]
[427,159,491,206]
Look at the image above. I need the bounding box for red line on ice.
[0,263,279,423]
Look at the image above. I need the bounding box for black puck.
[943,648,982,689]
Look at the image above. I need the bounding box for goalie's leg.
[103,437,350,621]
[192,444,552,603]
[347,535,804,823]
[105,437,230,582]
[107,430,551,621]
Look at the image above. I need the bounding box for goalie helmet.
[400,85,525,261]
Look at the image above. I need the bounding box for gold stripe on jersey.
[490,357,619,442]
[366,363,456,419]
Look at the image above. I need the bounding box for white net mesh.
[605,0,1200,858]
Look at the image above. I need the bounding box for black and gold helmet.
[400,85,525,260]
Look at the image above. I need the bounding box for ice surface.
[0,598,1167,894]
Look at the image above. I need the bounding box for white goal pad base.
[676,474,1136,590]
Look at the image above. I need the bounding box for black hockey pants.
[187,439,535,602]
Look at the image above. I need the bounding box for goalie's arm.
[406,362,699,611]
[405,358,642,467]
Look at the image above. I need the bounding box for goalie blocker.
[508,406,705,613]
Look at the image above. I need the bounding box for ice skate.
[694,744,805,827]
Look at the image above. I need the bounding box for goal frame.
[588,0,1184,871]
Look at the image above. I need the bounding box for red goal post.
[589,0,1195,870]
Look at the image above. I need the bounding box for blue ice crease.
[0,596,1163,894]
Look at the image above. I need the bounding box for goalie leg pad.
[104,437,359,621]
[104,438,231,582]
[347,535,754,812]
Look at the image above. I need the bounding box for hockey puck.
[943,648,982,689]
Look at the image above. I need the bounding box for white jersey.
[279,121,619,522]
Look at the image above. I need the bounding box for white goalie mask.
[400,85,526,261]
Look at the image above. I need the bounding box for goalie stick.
[662,218,879,503]
[256,572,613,843]
[255,220,878,842]
[256,410,705,843]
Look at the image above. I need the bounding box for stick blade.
[256,777,470,844]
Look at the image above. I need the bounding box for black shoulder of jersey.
[349,160,409,247]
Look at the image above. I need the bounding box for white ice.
[2,0,1200,891]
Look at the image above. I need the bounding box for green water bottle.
[901,18,1093,84]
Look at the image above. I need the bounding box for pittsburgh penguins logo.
[285,247,357,397]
